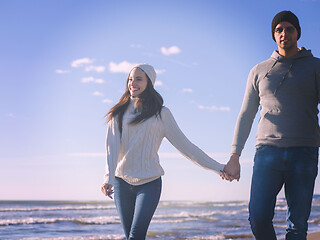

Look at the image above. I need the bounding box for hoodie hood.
[261,48,314,95]
[270,47,313,62]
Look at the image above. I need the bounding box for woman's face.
[128,67,148,97]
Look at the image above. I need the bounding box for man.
[222,11,320,240]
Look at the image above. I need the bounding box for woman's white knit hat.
[133,63,156,86]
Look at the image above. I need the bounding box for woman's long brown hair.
[106,73,163,134]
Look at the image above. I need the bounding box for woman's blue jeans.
[113,177,162,240]
[249,145,318,240]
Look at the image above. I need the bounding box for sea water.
[1,198,320,240]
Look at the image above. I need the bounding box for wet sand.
[307,232,320,240]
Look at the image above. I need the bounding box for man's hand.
[222,154,241,181]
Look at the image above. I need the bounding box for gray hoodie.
[232,47,320,155]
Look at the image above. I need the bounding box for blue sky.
[1,0,320,201]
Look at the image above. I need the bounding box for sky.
[1,0,320,202]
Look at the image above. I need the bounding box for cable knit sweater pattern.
[104,100,225,186]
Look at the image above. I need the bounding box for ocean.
[1,198,320,240]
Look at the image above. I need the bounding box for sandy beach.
[308,232,320,240]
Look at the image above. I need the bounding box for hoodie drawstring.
[263,58,294,95]
[264,58,279,79]
[273,63,293,95]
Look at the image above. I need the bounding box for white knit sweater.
[104,99,225,186]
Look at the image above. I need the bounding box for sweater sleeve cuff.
[103,174,115,186]
[231,146,243,156]
[216,163,226,174]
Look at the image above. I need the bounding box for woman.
[101,63,225,239]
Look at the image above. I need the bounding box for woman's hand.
[220,169,234,182]
[101,183,114,199]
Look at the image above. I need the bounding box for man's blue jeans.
[113,177,162,240]
[249,145,318,240]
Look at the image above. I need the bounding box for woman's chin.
[130,92,141,97]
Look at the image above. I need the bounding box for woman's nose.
[129,79,135,86]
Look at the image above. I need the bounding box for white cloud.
[109,61,138,73]
[5,113,15,118]
[85,65,106,73]
[94,78,104,84]
[156,69,166,74]
[82,77,104,84]
[154,81,163,87]
[182,88,193,93]
[161,46,181,56]
[55,69,70,74]
[71,58,95,68]
[102,99,112,104]
[198,105,230,111]
[92,91,104,97]
[82,77,94,83]
[130,44,142,48]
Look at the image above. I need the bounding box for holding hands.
[220,154,241,182]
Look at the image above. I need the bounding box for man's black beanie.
[271,11,301,41]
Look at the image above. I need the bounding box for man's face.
[274,21,298,51]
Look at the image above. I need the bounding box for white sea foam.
[153,209,244,221]
[158,201,198,208]
[17,235,124,240]
[274,224,287,229]
[0,205,115,212]
[151,219,191,223]
[212,202,248,207]
[150,211,220,224]
[185,234,225,240]
[0,216,120,226]
[158,201,248,208]
[275,206,287,211]
[150,209,243,224]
